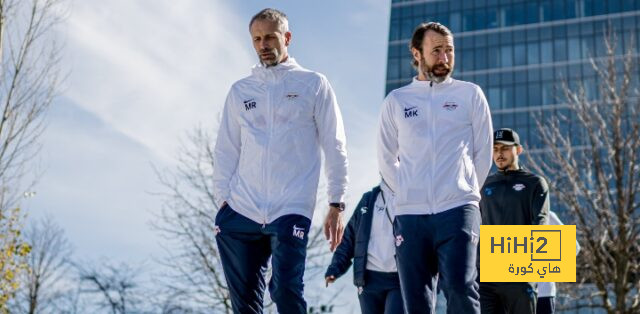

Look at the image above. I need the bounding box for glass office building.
[386,0,640,151]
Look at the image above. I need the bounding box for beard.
[421,61,452,83]
[258,48,281,67]
[496,157,514,171]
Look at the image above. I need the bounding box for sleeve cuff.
[328,193,345,204]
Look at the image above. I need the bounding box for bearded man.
[377,22,493,314]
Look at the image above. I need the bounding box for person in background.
[479,128,549,314]
[325,178,403,314]
[537,210,581,314]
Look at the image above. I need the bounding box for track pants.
[358,270,404,314]
[394,204,481,314]
[215,204,310,314]
[479,282,537,314]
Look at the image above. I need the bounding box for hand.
[325,275,336,287]
[323,206,344,252]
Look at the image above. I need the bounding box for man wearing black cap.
[478,128,550,314]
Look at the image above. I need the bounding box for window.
[593,0,606,15]
[514,69,527,84]
[512,3,525,26]
[450,12,461,33]
[401,58,413,78]
[553,0,566,20]
[488,87,502,110]
[387,58,400,81]
[514,43,526,66]
[528,82,542,107]
[389,20,401,41]
[401,19,414,40]
[542,82,555,105]
[499,7,509,27]
[528,68,540,82]
[515,85,527,107]
[463,11,475,32]
[568,38,581,60]
[527,42,540,64]
[609,0,621,14]
[584,0,595,16]
[462,49,474,71]
[488,46,500,68]
[502,85,515,109]
[501,45,513,67]
[475,9,486,31]
[566,0,578,19]
[581,36,594,59]
[553,38,567,62]
[526,2,539,24]
[502,112,515,128]
[501,71,514,85]
[475,47,488,71]
[487,7,499,28]
[516,112,529,127]
[555,66,568,81]
[541,0,552,22]
[541,40,553,63]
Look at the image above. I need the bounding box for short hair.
[249,8,289,34]
[409,22,453,68]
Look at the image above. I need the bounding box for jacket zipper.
[428,83,436,213]
[263,82,272,227]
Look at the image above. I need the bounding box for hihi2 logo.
[480,225,576,282]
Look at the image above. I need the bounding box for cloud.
[63,0,254,161]
[25,98,165,262]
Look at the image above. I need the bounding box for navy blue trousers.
[394,204,481,314]
[480,282,537,314]
[536,296,554,314]
[358,270,404,314]
[215,205,310,314]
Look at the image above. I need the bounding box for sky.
[22,0,391,311]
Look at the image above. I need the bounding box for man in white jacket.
[377,22,493,313]
[537,211,581,314]
[212,8,348,314]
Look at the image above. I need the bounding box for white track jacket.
[212,58,348,224]
[377,77,493,215]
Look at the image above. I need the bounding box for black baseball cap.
[494,128,520,146]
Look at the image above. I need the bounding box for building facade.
[386,0,640,150]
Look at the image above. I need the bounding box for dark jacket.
[324,186,381,287]
[479,168,550,286]
[480,168,549,226]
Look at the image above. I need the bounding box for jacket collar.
[410,76,454,87]
[498,166,526,175]
[380,179,394,198]
[251,57,301,83]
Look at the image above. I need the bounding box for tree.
[0,0,62,211]
[0,0,63,309]
[75,261,144,314]
[11,216,73,314]
[153,127,333,313]
[529,30,640,314]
